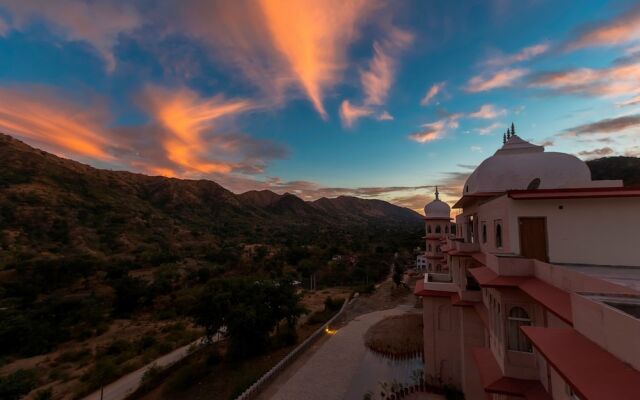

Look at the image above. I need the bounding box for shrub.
[0,369,38,400]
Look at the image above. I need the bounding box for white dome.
[424,188,451,219]
[463,135,592,195]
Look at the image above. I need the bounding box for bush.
[0,369,38,400]
[34,388,53,400]
[164,363,207,393]
[323,296,343,312]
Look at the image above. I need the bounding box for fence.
[234,297,351,400]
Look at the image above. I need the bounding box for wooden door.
[519,217,548,262]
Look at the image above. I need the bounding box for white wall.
[506,197,640,266]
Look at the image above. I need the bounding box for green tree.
[191,277,305,358]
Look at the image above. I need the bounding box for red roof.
[453,192,502,208]
[451,293,476,307]
[469,267,527,287]
[469,268,573,324]
[508,186,640,200]
[519,279,573,325]
[522,327,640,400]
[414,280,455,297]
[471,347,551,399]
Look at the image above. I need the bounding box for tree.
[392,264,405,287]
[511,122,516,137]
[191,277,305,358]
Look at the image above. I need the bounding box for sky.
[0,0,639,212]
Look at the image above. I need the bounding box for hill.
[0,133,422,268]
[587,156,640,187]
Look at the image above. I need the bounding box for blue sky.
[0,0,639,210]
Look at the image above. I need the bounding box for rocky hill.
[587,156,640,187]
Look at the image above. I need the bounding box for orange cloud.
[2,0,139,71]
[483,42,549,67]
[466,68,527,92]
[566,5,640,50]
[529,62,640,97]
[360,27,413,106]
[409,117,459,143]
[259,0,375,118]
[143,86,254,175]
[420,82,446,106]
[339,100,374,128]
[0,86,113,160]
[468,104,506,119]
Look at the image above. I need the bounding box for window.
[436,263,442,272]
[428,262,432,270]
[527,178,541,190]
[436,245,441,253]
[427,225,432,234]
[428,244,432,252]
[435,225,441,234]
[507,307,532,352]
[482,223,487,243]
[495,222,503,248]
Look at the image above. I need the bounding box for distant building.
[416,254,427,270]
[415,133,640,399]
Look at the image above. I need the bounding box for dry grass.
[364,313,423,355]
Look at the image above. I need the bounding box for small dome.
[463,135,591,195]
[424,187,451,219]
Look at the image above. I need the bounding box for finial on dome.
[511,122,516,137]
[435,186,440,200]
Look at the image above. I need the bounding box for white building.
[415,132,640,400]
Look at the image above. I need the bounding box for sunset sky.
[1,0,639,211]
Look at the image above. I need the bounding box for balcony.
[423,272,458,293]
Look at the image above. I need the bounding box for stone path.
[267,304,414,400]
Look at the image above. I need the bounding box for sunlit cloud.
[141,85,287,176]
[565,4,640,50]
[0,0,140,71]
[465,68,527,92]
[468,104,506,119]
[561,114,640,137]
[408,115,460,143]
[483,42,550,67]
[475,122,502,135]
[577,147,615,159]
[420,82,446,106]
[339,100,374,128]
[617,94,640,107]
[259,0,376,118]
[376,111,394,121]
[0,86,115,160]
[361,27,413,106]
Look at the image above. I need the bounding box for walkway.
[82,336,211,400]
[264,304,415,400]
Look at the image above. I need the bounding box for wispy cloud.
[361,27,413,106]
[577,147,614,159]
[376,111,394,121]
[408,114,461,143]
[475,122,502,135]
[420,82,446,106]
[528,62,640,98]
[0,85,116,160]
[0,0,140,71]
[339,100,374,128]
[564,4,640,51]
[561,114,640,136]
[468,104,506,119]
[465,68,527,92]
[483,42,550,67]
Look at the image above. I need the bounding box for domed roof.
[463,134,592,196]
[424,187,451,219]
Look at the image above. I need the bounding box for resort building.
[415,132,640,400]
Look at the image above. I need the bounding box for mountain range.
[0,134,422,267]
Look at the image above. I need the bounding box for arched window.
[436,246,441,253]
[436,263,442,272]
[527,178,541,190]
[427,225,432,234]
[482,224,487,243]
[495,223,503,248]
[435,225,441,234]
[428,262,432,270]
[445,225,449,234]
[507,307,532,352]
[428,244,432,252]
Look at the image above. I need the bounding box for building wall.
[507,197,640,266]
[459,307,486,399]
[423,297,462,387]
